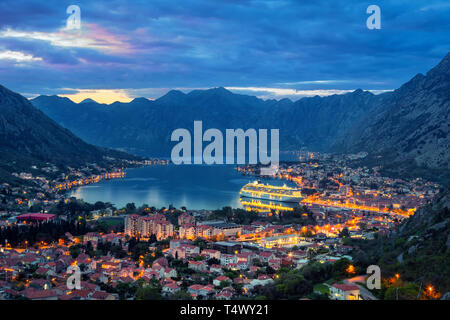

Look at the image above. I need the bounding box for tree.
[169,290,192,300]
[207,258,220,266]
[29,204,43,213]
[136,285,162,300]
[339,227,350,238]
[193,238,207,250]
[331,258,353,278]
[384,283,419,300]
[69,245,81,259]
[85,241,94,257]
[115,282,137,299]
[275,273,312,298]
[252,258,263,267]
[94,201,106,210]
[193,255,206,261]
[125,203,136,213]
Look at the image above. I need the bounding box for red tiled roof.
[71,289,92,298]
[16,213,56,221]
[91,291,112,300]
[25,288,58,299]
[189,284,203,291]
[259,251,273,257]
[164,283,179,290]
[216,290,232,298]
[215,275,230,281]
[332,283,359,291]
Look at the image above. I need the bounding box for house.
[162,282,181,296]
[329,283,361,300]
[248,266,259,275]
[28,279,51,290]
[153,257,169,268]
[53,284,70,296]
[236,251,253,263]
[102,233,123,245]
[209,264,223,274]
[169,239,183,251]
[216,288,233,300]
[268,258,281,270]
[291,250,307,260]
[201,249,221,260]
[146,270,161,280]
[213,275,231,287]
[34,267,56,278]
[70,289,94,300]
[172,244,200,259]
[23,288,58,300]
[249,274,274,289]
[226,263,238,270]
[163,267,178,279]
[83,232,101,247]
[188,260,207,272]
[236,261,249,271]
[187,284,215,299]
[220,254,237,266]
[258,251,276,263]
[90,272,109,284]
[90,291,117,300]
[241,225,259,235]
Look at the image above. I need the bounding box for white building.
[329,283,361,300]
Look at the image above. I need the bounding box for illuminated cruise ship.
[239,181,303,203]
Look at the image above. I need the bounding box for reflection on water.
[70,164,292,210]
[239,197,299,213]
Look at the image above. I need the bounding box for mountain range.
[27,52,450,185]
[0,84,138,183]
[333,53,450,182]
[31,84,380,156]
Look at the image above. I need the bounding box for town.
[0,150,442,301]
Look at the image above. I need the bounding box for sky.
[0,0,449,103]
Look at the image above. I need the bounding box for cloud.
[275,80,387,86]
[0,0,448,97]
[0,23,132,54]
[0,50,42,62]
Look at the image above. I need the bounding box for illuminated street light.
[346,264,355,274]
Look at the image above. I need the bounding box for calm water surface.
[70,165,294,210]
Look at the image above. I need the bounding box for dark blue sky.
[0,0,449,102]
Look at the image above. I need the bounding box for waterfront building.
[259,234,312,249]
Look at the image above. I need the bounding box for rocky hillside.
[392,189,449,297]
[352,188,450,299]
[333,53,450,183]
[276,89,379,151]
[0,84,138,182]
